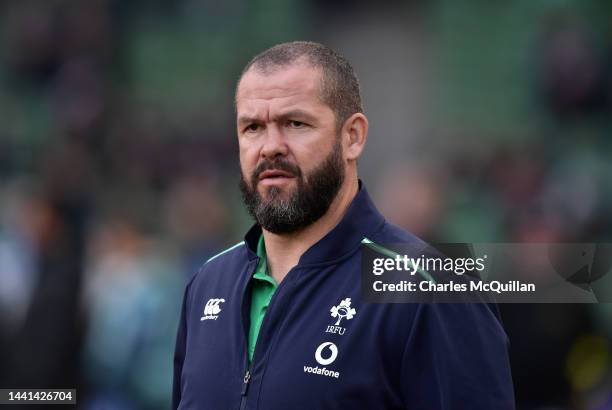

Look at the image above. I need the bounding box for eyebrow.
[274,110,317,123]
[237,115,261,127]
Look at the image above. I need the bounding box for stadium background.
[0,0,611,408]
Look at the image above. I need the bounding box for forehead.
[236,64,325,116]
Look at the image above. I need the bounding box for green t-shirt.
[248,234,278,362]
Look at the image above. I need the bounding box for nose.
[260,124,289,159]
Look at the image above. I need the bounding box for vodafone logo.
[304,342,341,379]
[315,342,338,366]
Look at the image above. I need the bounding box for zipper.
[239,369,251,410]
[238,258,257,410]
[238,258,299,410]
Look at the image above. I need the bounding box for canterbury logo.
[200,298,225,321]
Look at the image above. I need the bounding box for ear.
[341,113,368,161]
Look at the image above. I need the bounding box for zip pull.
[241,370,251,396]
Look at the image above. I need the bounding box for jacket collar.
[244,180,386,265]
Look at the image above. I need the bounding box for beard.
[239,139,345,234]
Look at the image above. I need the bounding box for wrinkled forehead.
[236,64,324,115]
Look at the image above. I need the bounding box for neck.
[262,176,359,284]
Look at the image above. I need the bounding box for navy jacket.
[173,184,515,409]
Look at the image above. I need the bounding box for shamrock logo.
[330,298,357,326]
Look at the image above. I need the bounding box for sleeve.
[400,302,515,409]
[172,281,192,410]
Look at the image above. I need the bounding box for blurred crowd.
[0,1,611,409]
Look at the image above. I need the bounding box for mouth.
[258,169,295,181]
[259,169,295,186]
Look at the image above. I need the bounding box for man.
[173,41,515,409]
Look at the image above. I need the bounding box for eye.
[244,123,261,133]
[288,120,306,129]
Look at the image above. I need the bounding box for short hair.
[237,41,363,131]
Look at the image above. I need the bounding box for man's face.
[236,63,345,234]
